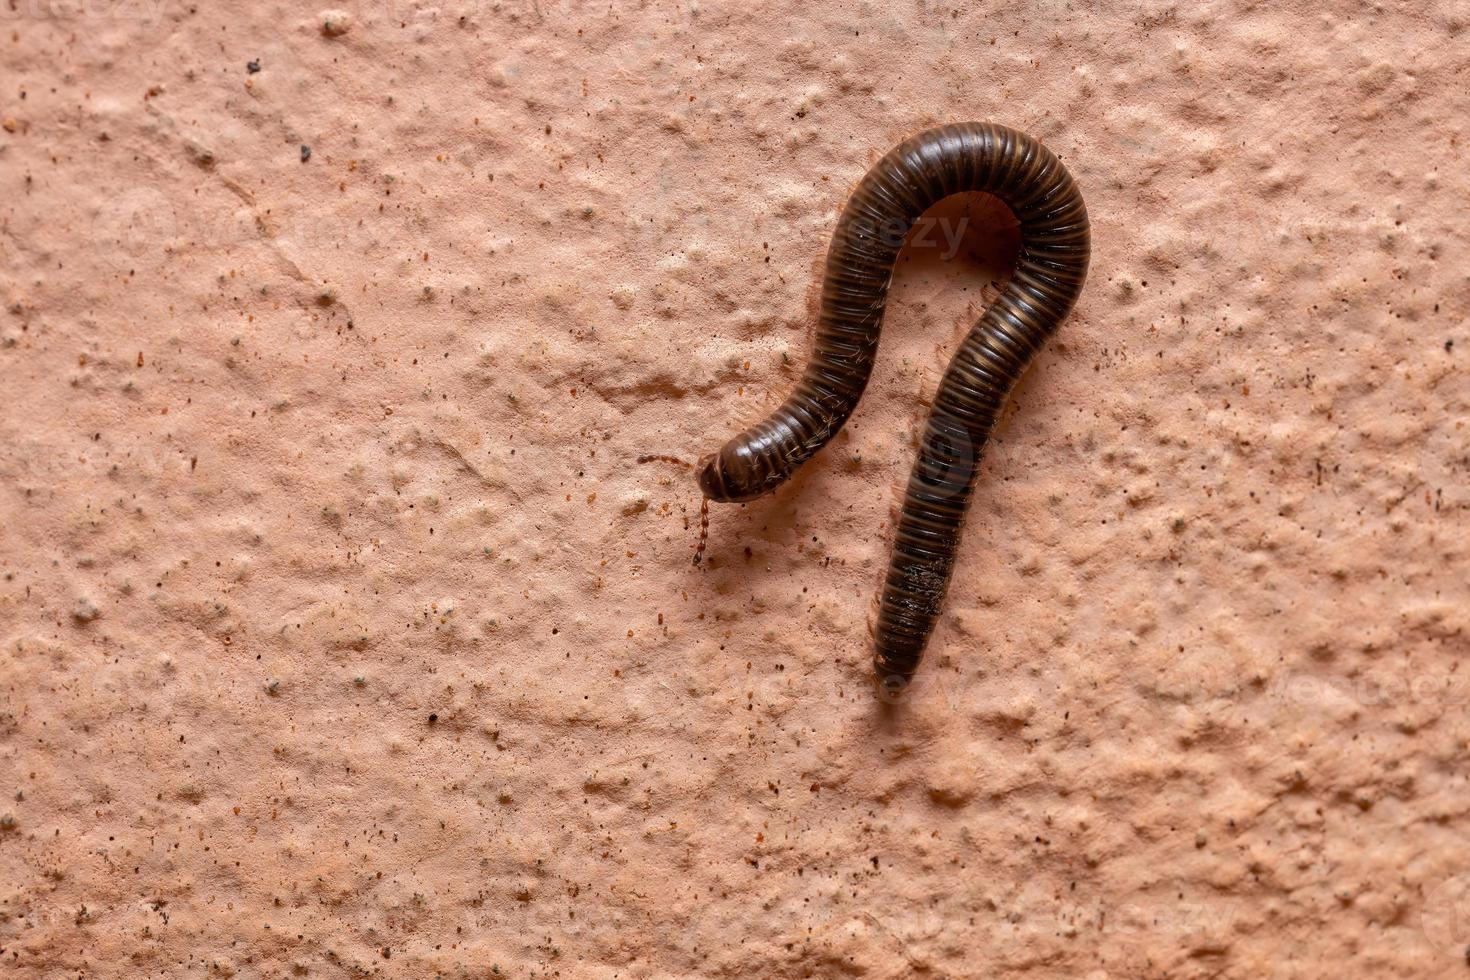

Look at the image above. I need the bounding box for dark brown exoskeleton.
[697,122,1091,693]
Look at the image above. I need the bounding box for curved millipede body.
[697,122,1091,690]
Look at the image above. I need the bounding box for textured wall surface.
[2,1,1468,976]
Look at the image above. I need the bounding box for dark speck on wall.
[300,144,311,163]
[246,59,261,74]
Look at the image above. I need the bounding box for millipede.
[696,121,1091,692]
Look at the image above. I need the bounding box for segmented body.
[697,122,1090,689]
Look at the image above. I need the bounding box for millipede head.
[696,446,766,503]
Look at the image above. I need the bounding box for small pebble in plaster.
[321,9,352,36]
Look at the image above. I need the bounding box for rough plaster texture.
[2,0,1469,977]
